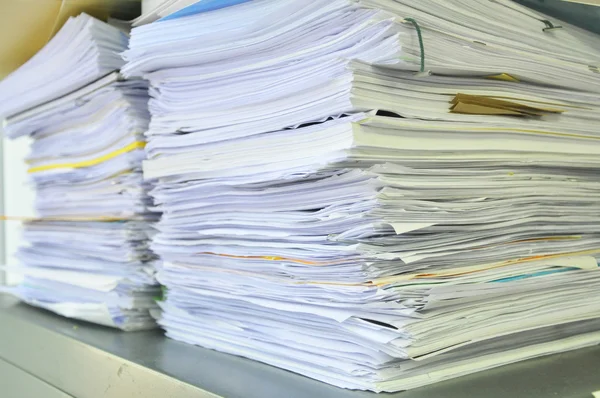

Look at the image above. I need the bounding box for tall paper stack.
[2,14,159,331]
[123,0,600,390]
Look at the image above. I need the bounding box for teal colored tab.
[491,267,579,283]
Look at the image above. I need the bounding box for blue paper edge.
[158,0,252,21]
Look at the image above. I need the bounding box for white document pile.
[123,0,600,391]
[1,16,159,331]
[0,13,129,119]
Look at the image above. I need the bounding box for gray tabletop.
[0,294,598,398]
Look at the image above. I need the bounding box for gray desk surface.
[0,294,599,398]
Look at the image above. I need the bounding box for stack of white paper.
[0,13,129,120]
[123,0,600,390]
[2,16,159,331]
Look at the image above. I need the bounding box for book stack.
[2,15,159,331]
[123,0,600,389]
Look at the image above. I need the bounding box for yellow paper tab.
[486,73,520,82]
[28,141,146,173]
[450,93,565,116]
[0,215,135,222]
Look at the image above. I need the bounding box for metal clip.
[541,20,562,32]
